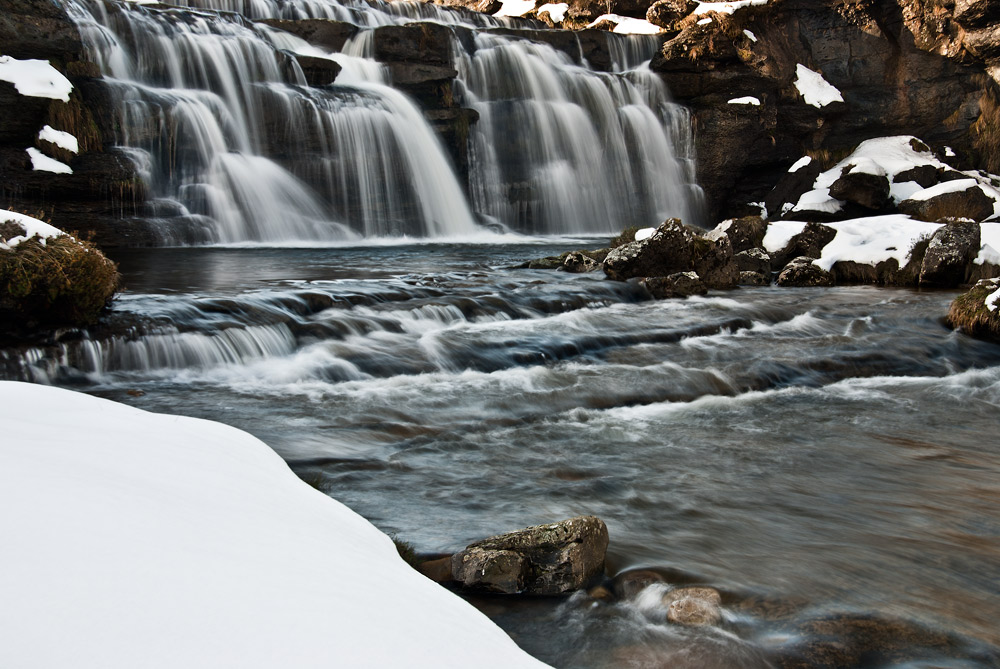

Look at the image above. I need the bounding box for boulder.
[735,247,771,274]
[777,257,834,287]
[641,272,707,299]
[946,278,1000,342]
[898,181,997,223]
[829,166,890,211]
[954,0,1000,30]
[450,516,609,595]
[716,216,767,253]
[646,0,696,30]
[257,19,358,52]
[664,586,723,626]
[739,270,771,286]
[692,231,739,289]
[771,222,837,270]
[603,218,697,281]
[610,569,666,600]
[767,161,824,221]
[893,165,939,189]
[291,55,342,87]
[373,23,453,66]
[919,219,981,286]
[562,251,601,273]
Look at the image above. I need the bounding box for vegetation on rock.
[946,278,1000,342]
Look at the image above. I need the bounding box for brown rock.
[666,587,723,627]
[829,166,891,211]
[777,257,834,287]
[717,216,767,253]
[610,569,666,600]
[898,181,997,223]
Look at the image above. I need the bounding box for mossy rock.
[946,278,1000,342]
[1,229,119,330]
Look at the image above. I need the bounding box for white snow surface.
[494,0,535,17]
[38,125,79,153]
[634,226,656,242]
[0,56,73,101]
[788,156,812,173]
[0,382,550,669]
[979,223,1000,265]
[794,64,843,108]
[0,209,65,250]
[906,178,991,202]
[537,2,568,22]
[986,284,1000,312]
[26,146,73,174]
[743,29,758,42]
[814,216,942,272]
[697,17,713,25]
[728,96,761,105]
[762,220,806,253]
[588,14,662,33]
[694,0,769,15]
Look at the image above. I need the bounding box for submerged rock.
[664,586,723,627]
[776,257,834,287]
[641,272,707,299]
[451,515,609,595]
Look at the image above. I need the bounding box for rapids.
[3,241,1000,667]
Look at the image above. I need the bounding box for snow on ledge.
[537,2,568,22]
[788,156,812,173]
[0,56,73,102]
[728,96,761,105]
[814,215,941,272]
[694,0,770,15]
[38,125,79,153]
[0,210,65,250]
[634,227,656,241]
[794,64,843,108]
[587,14,662,34]
[26,147,73,174]
[494,0,535,17]
[0,382,550,669]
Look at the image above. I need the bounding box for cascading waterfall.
[67,0,698,242]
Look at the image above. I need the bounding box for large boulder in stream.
[776,256,834,287]
[945,277,1000,342]
[919,220,982,286]
[450,516,609,595]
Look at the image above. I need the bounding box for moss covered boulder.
[946,278,1000,342]
[1,210,118,331]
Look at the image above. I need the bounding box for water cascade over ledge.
[66,0,698,243]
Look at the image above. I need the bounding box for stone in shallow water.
[664,586,723,626]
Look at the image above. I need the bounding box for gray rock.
[693,230,739,289]
[664,586,723,626]
[739,270,771,286]
[450,516,609,595]
[611,569,666,600]
[716,216,767,253]
[735,247,771,274]
[777,256,834,287]
[603,218,697,281]
[919,220,982,286]
[641,272,707,299]
[829,165,891,210]
[562,251,600,273]
[898,181,997,223]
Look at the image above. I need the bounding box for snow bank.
[587,14,662,34]
[0,382,549,669]
[635,226,656,241]
[979,223,1000,265]
[694,0,770,15]
[814,215,941,272]
[987,284,1000,312]
[0,209,65,250]
[794,64,843,108]
[762,220,806,253]
[728,96,761,105]
[494,0,535,17]
[0,56,73,102]
[788,156,812,173]
[537,2,568,22]
[26,146,73,174]
[38,125,79,153]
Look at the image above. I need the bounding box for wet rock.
[664,586,723,626]
[898,181,997,223]
[716,216,767,253]
[603,218,697,281]
[772,222,837,270]
[641,272,707,299]
[562,251,601,273]
[735,248,771,274]
[450,515,609,595]
[646,0,696,30]
[739,270,771,286]
[373,23,453,66]
[587,584,615,602]
[693,231,739,289]
[776,257,834,287]
[919,219,981,286]
[828,166,890,211]
[292,54,342,87]
[258,19,358,52]
[946,278,1000,342]
[610,569,667,600]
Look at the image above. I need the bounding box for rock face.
[777,257,835,287]
[919,220,982,286]
[450,516,609,595]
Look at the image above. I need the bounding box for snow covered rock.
[946,278,1000,342]
[919,220,982,286]
[641,271,708,298]
[0,382,550,669]
[776,256,834,287]
[735,247,771,274]
[451,516,609,595]
[715,215,767,253]
[770,222,837,270]
[898,180,999,223]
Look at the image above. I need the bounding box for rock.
[919,219,981,286]
[257,19,358,52]
[646,0,696,30]
[587,584,615,602]
[898,181,997,223]
[641,272,707,299]
[415,556,454,583]
[611,569,667,600]
[893,165,939,189]
[664,586,723,626]
[946,278,1000,342]
[692,231,739,289]
[776,257,834,287]
[735,248,771,274]
[450,516,609,595]
[739,270,771,286]
[771,222,837,270]
[767,161,824,221]
[603,218,697,281]
[291,54,342,87]
[475,0,502,12]
[954,0,1000,30]
[828,166,890,211]
[717,216,767,253]
[373,23,453,66]
[562,251,601,273]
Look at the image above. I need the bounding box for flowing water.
[4,242,1000,667]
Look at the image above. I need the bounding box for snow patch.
[743,29,758,42]
[788,156,812,173]
[38,125,79,153]
[0,210,65,250]
[697,17,713,25]
[794,64,843,108]
[0,56,73,102]
[26,147,73,174]
[979,223,1000,265]
[694,0,770,15]
[0,382,550,669]
[987,285,1000,312]
[495,0,535,17]
[814,215,941,272]
[587,14,663,34]
[762,220,807,253]
[537,2,568,22]
[635,227,656,242]
[728,96,761,105]
[945,146,956,158]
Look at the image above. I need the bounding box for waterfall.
[68,0,698,242]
